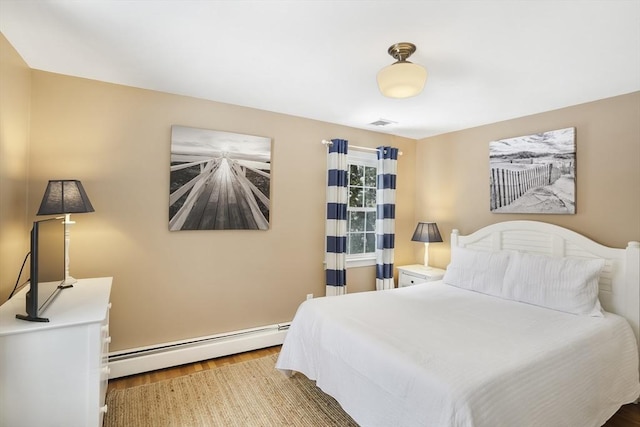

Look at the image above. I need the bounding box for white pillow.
[502,251,605,316]
[442,246,511,297]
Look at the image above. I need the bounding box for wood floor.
[108,345,639,426]
[107,345,280,391]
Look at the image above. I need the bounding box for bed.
[276,221,640,427]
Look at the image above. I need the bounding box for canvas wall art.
[489,127,575,214]
[169,125,271,230]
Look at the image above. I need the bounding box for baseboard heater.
[108,322,290,379]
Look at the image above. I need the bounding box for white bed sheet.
[276,282,640,427]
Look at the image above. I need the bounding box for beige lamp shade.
[377,61,427,98]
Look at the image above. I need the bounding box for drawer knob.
[100,404,108,414]
[104,336,112,344]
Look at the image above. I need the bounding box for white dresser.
[0,277,112,427]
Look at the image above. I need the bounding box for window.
[346,151,377,266]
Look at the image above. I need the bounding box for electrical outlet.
[306,293,313,300]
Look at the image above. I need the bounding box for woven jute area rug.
[104,353,359,426]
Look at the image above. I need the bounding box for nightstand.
[397,264,446,287]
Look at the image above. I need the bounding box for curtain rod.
[321,140,403,155]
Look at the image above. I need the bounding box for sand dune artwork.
[490,127,575,214]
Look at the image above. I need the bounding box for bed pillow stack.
[442,246,605,316]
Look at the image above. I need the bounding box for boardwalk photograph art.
[489,127,575,214]
[169,125,271,230]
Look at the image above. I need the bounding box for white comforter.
[276,282,640,427]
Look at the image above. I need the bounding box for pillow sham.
[502,251,605,317]
[442,246,510,297]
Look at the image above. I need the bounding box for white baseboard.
[108,322,289,379]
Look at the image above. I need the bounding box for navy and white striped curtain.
[375,146,399,290]
[325,139,348,296]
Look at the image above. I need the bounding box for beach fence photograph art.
[490,127,576,214]
[169,125,271,230]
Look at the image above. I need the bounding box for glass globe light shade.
[377,61,427,98]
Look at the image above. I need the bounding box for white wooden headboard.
[451,220,640,361]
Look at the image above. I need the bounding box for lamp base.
[62,215,76,288]
[423,242,430,267]
[61,276,77,287]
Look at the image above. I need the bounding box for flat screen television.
[15,216,66,322]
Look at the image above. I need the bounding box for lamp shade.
[37,180,95,215]
[411,222,443,243]
[377,61,427,98]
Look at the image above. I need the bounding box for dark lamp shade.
[411,222,443,243]
[37,180,95,215]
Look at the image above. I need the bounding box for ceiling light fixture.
[377,42,427,99]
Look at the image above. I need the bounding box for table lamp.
[37,180,94,286]
[411,222,443,267]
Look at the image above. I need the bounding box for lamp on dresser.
[411,222,443,267]
[37,179,95,286]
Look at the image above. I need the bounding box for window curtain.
[375,146,399,290]
[325,139,349,296]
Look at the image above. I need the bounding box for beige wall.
[416,92,640,269]
[0,34,30,301]
[22,71,416,351]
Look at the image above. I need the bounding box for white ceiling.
[1,1,639,140]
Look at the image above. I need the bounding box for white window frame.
[346,150,377,268]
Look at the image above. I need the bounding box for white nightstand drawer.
[397,265,446,288]
[399,271,429,287]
